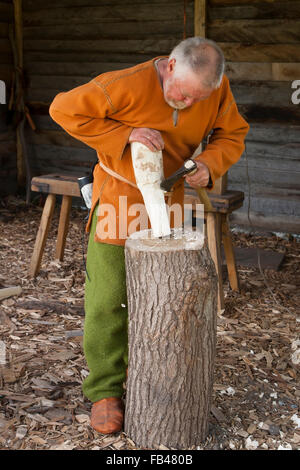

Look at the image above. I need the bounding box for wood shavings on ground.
[0,195,299,450]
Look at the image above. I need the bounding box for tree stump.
[124,228,218,449]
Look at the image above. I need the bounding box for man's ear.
[167,58,176,75]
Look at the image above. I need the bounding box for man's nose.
[184,97,194,107]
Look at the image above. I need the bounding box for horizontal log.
[26,128,88,148]
[230,164,300,189]
[231,80,296,108]
[226,62,300,82]
[219,42,300,63]
[230,211,300,235]
[236,153,300,172]
[230,192,300,217]
[25,51,154,65]
[246,123,300,144]
[28,75,90,90]
[23,21,192,40]
[209,1,300,20]
[28,143,96,164]
[24,38,177,54]
[210,0,297,5]
[208,19,300,44]
[244,141,300,159]
[24,61,134,77]
[23,3,192,25]
[23,0,180,10]
[238,104,300,125]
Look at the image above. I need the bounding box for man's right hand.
[128,128,164,152]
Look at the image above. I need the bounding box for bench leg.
[29,193,56,277]
[206,212,225,312]
[221,214,240,292]
[55,195,72,261]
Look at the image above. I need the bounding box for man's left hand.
[185,161,210,188]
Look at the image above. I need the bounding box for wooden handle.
[196,187,214,212]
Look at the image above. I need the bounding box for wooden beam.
[194,0,206,37]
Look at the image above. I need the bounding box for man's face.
[162,60,214,109]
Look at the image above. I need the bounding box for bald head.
[169,37,225,89]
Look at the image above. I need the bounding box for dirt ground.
[0,195,299,450]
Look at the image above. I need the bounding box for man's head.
[162,37,225,109]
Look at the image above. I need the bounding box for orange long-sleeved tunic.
[49,57,249,246]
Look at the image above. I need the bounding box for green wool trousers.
[82,206,128,403]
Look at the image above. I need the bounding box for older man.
[50,37,249,434]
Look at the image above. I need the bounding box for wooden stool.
[184,185,244,312]
[29,174,81,277]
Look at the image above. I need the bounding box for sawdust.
[0,195,298,450]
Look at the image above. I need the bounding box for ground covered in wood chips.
[0,196,299,451]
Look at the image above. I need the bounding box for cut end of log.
[126,227,204,252]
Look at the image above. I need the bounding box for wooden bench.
[29,173,244,313]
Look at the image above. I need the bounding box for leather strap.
[99,161,138,189]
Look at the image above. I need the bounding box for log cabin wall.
[0,0,17,196]
[22,0,193,178]
[205,0,300,233]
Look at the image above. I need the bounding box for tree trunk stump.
[124,229,218,449]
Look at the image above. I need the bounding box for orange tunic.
[49,57,249,246]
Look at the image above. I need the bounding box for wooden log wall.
[23,0,193,178]
[205,0,300,233]
[0,0,17,196]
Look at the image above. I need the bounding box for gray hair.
[169,37,225,89]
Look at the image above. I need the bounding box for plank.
[210,0,296,5]
[229,164,300,188]
[26,129,88,149]
[24,38,178,54]
[226,246,285,271]
[208,19,300,44]
[219,43,300,63]
[226,62,300,82]
[194,0,206,36]
[246,123,300,144]
[29,75,90,90]
[23,21,192,40]
[31,174,81,197]
[24,0,177,9]
[230,211,300,234]
[230,80,295,107]
[209,1,300,20]
[23,3,188,25]
[24,50,154,64]
[238,104,300,125]
[23,61,134,76]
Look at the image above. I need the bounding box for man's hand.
[185,160,210,188]
[128,127,164,152]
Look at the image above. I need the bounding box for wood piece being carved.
[131,142,171,238]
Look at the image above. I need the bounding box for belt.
[98,160,174,204]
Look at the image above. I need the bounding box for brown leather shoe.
[90,397,124,434]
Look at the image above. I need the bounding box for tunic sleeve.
[49,79,133,160]
[195,75,250,189]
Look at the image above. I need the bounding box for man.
[49,37,249,435]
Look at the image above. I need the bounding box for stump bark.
[124,229,218,449]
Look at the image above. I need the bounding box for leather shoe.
[90,397,124,434]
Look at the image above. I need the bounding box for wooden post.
[124,229,218,449]
[194,0,206,37]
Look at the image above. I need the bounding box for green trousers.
[82,206,128,402]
